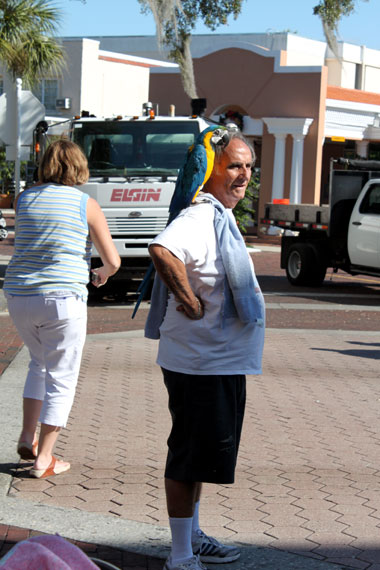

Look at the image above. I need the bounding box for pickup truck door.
[347,180,380,268]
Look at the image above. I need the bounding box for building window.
[33,79,58,111]
[355,64,363,90]
[0,78,3,96]
[343,140,356,159]
[368,142,380,161]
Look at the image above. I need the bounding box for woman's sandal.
[30,456,71,479]
[17,440,38,460]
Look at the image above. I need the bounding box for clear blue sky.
[61,0,379,50]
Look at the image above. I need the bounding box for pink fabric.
[0,534,98,569]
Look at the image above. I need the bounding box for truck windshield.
[72,120,200,178]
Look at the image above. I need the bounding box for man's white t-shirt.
[151,201,265,375]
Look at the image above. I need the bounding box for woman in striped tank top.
[4,140,120,479]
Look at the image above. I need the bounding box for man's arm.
[149,244,204,320]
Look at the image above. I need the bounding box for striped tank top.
[4,184,92,299]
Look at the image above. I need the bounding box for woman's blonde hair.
[38,139,89,186]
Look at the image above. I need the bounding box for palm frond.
[0,0,64,84]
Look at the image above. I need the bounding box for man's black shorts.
[162,368,246,484]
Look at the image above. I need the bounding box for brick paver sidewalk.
[2,328,380,569]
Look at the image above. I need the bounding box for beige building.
[1,37,175,129]
[54,38,176,119]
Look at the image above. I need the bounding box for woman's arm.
[149,243,204,320]
[87,197,121,287]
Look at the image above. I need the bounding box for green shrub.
[0,146,27,193]
[233,169,260,233]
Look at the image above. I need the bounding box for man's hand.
[176,296,204,320]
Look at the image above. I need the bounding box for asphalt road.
[80,243,380,334]
[2,215,380,334]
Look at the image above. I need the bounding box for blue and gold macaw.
[132,124,229,318]
[168,125,229,222]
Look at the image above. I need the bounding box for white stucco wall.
[54,40,161,119]
[98,59,149,117]
[326,42,380,92]
[59,39,101,117]
[326,59,342,87]
[340,61,357,89]
[285,35,326,66]
[340,42,362,63]
[80,39,104,115]
[64,41,170,118]
[365,66,380,94]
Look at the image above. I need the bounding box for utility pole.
[14,78,22,197]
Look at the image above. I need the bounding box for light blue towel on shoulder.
[145,194,264,339]
[204,193,264,326]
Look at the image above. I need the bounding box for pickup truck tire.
[286,243,326,286]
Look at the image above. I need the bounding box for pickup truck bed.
[263,203,329,225]
[260,171,380,287]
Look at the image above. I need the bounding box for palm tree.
[0,0,64,87]
[0,0,65,194]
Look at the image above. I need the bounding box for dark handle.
[352,221,362,226]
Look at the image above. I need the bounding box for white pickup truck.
[261,158,380,286]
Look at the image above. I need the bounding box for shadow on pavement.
[311,346,380,359]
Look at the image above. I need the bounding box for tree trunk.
[171,34,198,99]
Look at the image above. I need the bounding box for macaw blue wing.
[132,125,228,319]
[168,125,228,222]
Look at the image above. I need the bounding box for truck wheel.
[286,243,326,286]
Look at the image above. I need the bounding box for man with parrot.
[145,126,265,570]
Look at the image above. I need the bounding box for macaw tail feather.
[131,262,155,319]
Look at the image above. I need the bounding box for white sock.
[191,501,201,539]
[169,516,193,563]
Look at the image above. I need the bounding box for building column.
[272,133,287,200]
[356,140,369,158]
[290,134,306,203]
[263,117,313,203]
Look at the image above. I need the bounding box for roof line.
[327,86,380,106]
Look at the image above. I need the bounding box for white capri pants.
[6,293,87,427]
